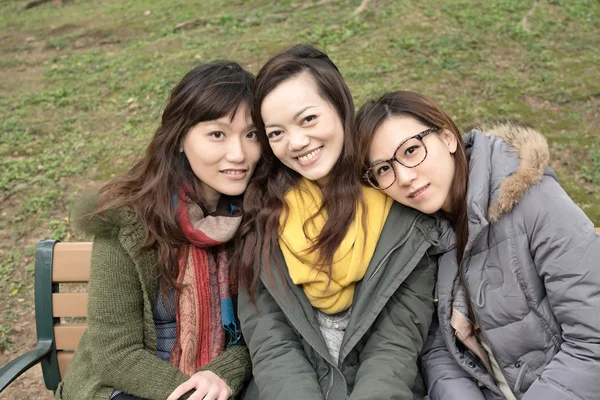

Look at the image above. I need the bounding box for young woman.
[233,45,440,400]
[56,61,261,400]
[354,90,600,400]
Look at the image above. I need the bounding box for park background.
[0,0,598,398]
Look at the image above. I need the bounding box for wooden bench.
[0,240,91,394]
[2,228,600,394]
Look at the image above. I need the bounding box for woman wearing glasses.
[354,90,600,400]
[233,46,439,399]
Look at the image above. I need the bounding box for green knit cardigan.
[55,206,251,400]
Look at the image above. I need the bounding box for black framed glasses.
[364,127,441,190]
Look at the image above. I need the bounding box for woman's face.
[181,102,261,211]
[368,115,457,214]
[260,73,344,187]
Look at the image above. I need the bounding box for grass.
[0,0,598,362]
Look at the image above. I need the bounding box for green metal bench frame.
[0,240,62,394]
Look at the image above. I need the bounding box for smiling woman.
[261,73,344,186]
[180,105,260,212]
[55,61,260,400]
[232,45,440,400]
[355,90,600,400]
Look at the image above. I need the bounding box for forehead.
[261,73,323,118]
[368,116,428,161]
[193,102,253,130]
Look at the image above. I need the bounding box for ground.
[0,0,599,398]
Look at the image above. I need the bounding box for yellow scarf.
[279,178,393,314]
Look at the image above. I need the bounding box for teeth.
[297,147,322,162]
[411,185,428,197]
[222,170,244,175]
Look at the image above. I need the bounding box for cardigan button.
[467,361,476,368]
[515,361,522,368]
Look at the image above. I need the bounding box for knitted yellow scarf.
[279,178,392,314]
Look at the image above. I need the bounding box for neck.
[200,183,220,213]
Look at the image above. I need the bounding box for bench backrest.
[37,227,600,389]
[35,240,91,392]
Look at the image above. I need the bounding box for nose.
[225,137,246,163]
[394,162,417,186]
[288,129,310,152]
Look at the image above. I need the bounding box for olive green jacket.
[239,202,439,400]
[56,206,251,400]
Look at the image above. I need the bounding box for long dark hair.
[88,61,256,292]
[354,91,470,265]
[233,44,361,300]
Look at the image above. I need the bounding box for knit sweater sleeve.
[87,234,190,399]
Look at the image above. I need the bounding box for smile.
[409,184,429,198]
[220,169,247,179]
[296,146,323,163]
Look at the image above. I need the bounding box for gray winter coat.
[420,123,600,400]
[239,203,439,400]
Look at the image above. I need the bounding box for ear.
[441,129,458,154]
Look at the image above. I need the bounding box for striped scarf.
[170,188,242,376]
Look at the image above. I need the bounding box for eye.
[375,163,391,176]
[404,144,421,156]
[267,130,283,140]
[209,131,225,139]
[301,115,317,124]
[246,130,258,141]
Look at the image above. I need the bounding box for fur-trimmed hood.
[472,122,552,223]
[433,122,555,254]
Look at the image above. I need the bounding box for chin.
[300,166,334,183]
[218,184,250,197]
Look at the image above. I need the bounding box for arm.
[349,255,436,400]
[520,177,600,400]
[87,235,189,399]
[238,282,324,400]
[420,315,486,400]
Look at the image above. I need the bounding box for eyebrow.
[204,119,255,131]
[264,105,317,129]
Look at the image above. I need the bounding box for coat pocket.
[512,350,545,394]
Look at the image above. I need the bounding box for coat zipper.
[459,224,505,397]
[366,218,418,284]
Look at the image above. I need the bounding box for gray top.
[316,308,351,365]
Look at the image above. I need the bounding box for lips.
[409,184,429,198]
[220,169,249,180]
[220,169,246,175]
[296,146,323,162]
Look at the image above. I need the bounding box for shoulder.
[71,196,142,238]
[512,175,596,238]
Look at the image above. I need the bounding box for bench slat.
[57,351,74,379]
[52,293,88,317]
[55,324,87,350]
[52,242,92,283]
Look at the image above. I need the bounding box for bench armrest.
[0,339,53,393]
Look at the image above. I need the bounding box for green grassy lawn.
[0,0,598,387]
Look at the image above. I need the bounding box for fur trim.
[475,122,550,223]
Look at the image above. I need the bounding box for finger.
[187,385,211,400]
[217,386,232,400]
[167,378,202,400]
[201,385,221,400]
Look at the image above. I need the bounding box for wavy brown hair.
[86,61,256,292]
[354,91,470,265]
[233,44,362,300]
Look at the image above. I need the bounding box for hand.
[167,370,232,400]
